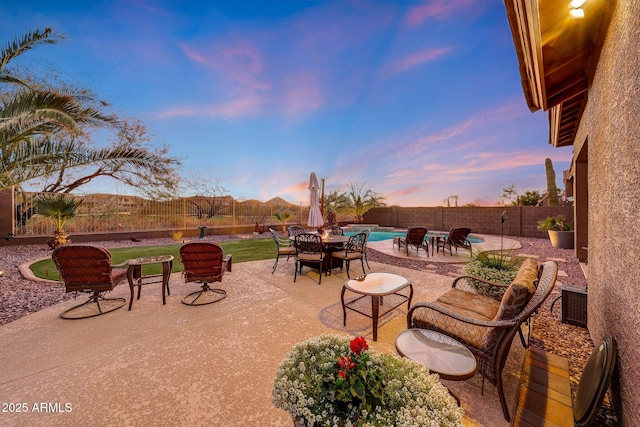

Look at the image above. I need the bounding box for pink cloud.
[381,47,453,78]
[156,96,264,119]
[281,71,325,115]
[404,0,459,27]
[181,40,271,92]
[386,186,423,200]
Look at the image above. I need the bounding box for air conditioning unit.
[561,283,588,328]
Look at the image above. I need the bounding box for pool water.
[344,230,484,243]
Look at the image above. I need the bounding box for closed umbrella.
[307,172,324,229]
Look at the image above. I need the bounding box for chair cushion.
[493,259,539,321]
[412,301,489,348]
[297,253,323,261]
[436,288,500,320]
[512,258,540,289]
[278,247,296,255]
[333,251,363,261]
[111,268,128,285]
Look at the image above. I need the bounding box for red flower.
[338,370,346,379]
[338,355,356,370]
[350,336,368,355]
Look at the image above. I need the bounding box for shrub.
[537,215,573,231]
[462,249,523,300]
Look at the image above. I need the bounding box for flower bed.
[272,334,462,426]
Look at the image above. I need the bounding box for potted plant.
[272,334,462,427]
[274,211,291,233]
[36,194,82,249]
[537,215,574,249]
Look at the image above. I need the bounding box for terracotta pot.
[548,230,574,249]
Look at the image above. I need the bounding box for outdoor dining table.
[290,233,349,274]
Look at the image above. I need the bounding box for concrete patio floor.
[0,236,527,426]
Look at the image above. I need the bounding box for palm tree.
[1,28,178,193]
[273,211,291,232]
[1,28,64,87]
[344,182,385,223]
[36,193,82,248]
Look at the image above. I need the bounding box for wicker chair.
[436,227,472,256]
[332,232,367,278]
[393,226,429,256]
[406,260,558,421]
[294,233,325,284]
[52,245,128,319]
[180,242,232,306]
[269,228,296,274]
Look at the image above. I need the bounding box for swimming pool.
[344,230,484,243]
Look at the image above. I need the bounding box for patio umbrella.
[307,172,324,229]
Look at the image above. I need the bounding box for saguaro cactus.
[545,158,560,206]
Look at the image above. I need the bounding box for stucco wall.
[572,2,640,424]
[362,206,572,238]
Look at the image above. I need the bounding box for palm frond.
[0,27,64,73]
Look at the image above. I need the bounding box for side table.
[395,328,477,381]
[341,273,413,341]
[127,255,174,310]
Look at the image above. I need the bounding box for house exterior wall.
[572,2,640,424]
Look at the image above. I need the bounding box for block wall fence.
[362,206,573,238]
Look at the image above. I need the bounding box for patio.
[0,251,529,426]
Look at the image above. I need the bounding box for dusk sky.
[1,0,573,206]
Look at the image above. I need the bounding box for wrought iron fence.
[13,192,325,236]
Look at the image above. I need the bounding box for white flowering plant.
[272,334,462,427]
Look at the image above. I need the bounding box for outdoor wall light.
[570,7,585,19]
[569,0,586,19]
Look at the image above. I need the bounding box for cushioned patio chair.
[52,245,128,319]
[393,226,429,256]
[269,228,296,274]
[436,227,472,256]
[332,232,367,279]
[180,242,232,306]
[406,259,558,421]
[294,233,325,284]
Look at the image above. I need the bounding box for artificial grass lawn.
[31,238,275,281]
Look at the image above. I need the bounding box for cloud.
[280,71,325,115]
[181,41,271,92]
[404,0,459,27]
[380,47,453,78]
[156,96,264,119]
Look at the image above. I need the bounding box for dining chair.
[294,233,325,284]
[287,225,306,238]
[332,232,368,278]
[270,228,296,274]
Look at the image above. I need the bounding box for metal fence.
[13,192,321,236]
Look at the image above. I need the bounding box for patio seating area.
[0,255,532,426]
[369,232,518,264]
